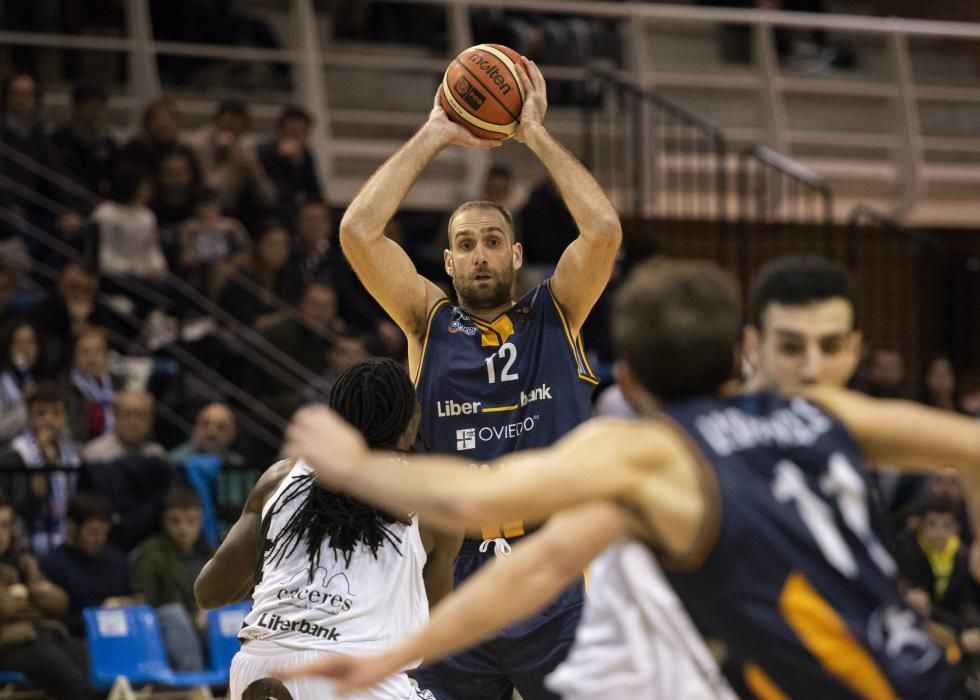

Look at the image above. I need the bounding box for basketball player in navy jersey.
[338,54,620,699]
[277,256,873,700]
[285,259,980,698]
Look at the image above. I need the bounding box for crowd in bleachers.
[0,1,980,694]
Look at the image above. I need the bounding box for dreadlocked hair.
[264,358,418,575]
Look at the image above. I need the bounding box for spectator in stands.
[0,491,93,700]
[33,263,118,374]
[861,346,908,398]
[963,372,980,418]
[257,106,323,225]
[40,491,140,638]
[186,99,276,222]
[120,96,191,177]
[168,402,249,542]
[246,281,343,417]
[482,163,518,208]
[151,147,203,231]
[285,200,399,353]
[0,73,64,233]
[91,161,168,282]
[52,84,117,201]
[67,326,117,443]
[302,332,370,403]
[519,177,577,267]
[0,383,82,555]
[897,495,980,650]
[82,390,165,462]
[168,402,244,470]
[0,321,45,444]
[218,221,300,330]
[177,187,250,298]
[132,485,213,671]
[919,353,965,414]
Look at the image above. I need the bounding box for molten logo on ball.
[467,54,513,95]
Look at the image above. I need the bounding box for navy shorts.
[411,538,584,700]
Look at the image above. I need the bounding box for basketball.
[439,44,525,140]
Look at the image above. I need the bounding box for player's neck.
[459,299,515,322]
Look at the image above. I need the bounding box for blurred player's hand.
[425,89,502,150]
[277,651,398,693]
[513,57,547,144]
[285,405,367,486]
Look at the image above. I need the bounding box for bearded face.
[445,206,521,312]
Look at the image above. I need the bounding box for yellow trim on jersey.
[547,280,600,384]
[779,571,899,700]
[413,299,450,387]
[473,314,515,347]
[744,663,790,700]
[482,405,518,413]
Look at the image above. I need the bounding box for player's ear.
[512,241,523,271]
[614,361,647,413]
[444,248,454,277]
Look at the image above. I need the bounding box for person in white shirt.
[194,359,460,699]
[91,162,167,281]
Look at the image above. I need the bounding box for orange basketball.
[440,44,525,141]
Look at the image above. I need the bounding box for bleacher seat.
[0,674,26,685]
[206,600,251,677]
[83,605,227,691]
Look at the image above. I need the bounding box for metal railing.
[582,64,728,221]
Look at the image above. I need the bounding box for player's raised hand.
[284,405,367,487]
[513,57,547,143]
[276,651,400,693]
[425,88,502,150]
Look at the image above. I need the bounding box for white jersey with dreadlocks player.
[231,459,433,700]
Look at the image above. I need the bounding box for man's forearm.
[340,125,445,241]
[522,123,619,241]
[374,503,630,671]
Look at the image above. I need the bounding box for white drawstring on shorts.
[479,537,512,558]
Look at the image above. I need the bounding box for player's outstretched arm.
[278,502,636,692]
[513,57,622,334]
[194,459,294,609]
[803,386,980,473]
[285,406,706,554]
[340,91,501,337]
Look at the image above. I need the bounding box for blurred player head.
[445,201,522,311]
[744,255,861,391]
[612,259,741,410]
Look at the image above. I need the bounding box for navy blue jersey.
[415,280,598,539]
[661,392,959,700]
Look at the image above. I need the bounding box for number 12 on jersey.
[486,342,519,384]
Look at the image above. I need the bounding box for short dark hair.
[215,99,248,119]
[749,255,858,330]
[447,200,516,242]
[164,485,202,512]
[72,84,107,107]
[613,259,741,401]
[68,491,112,526]
[920,494,959,519]
[277,106,312,129]
[26,382,67,410]
[110,160,150,202]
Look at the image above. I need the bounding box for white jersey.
[546,541,737,700]
[240,460,429,655]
